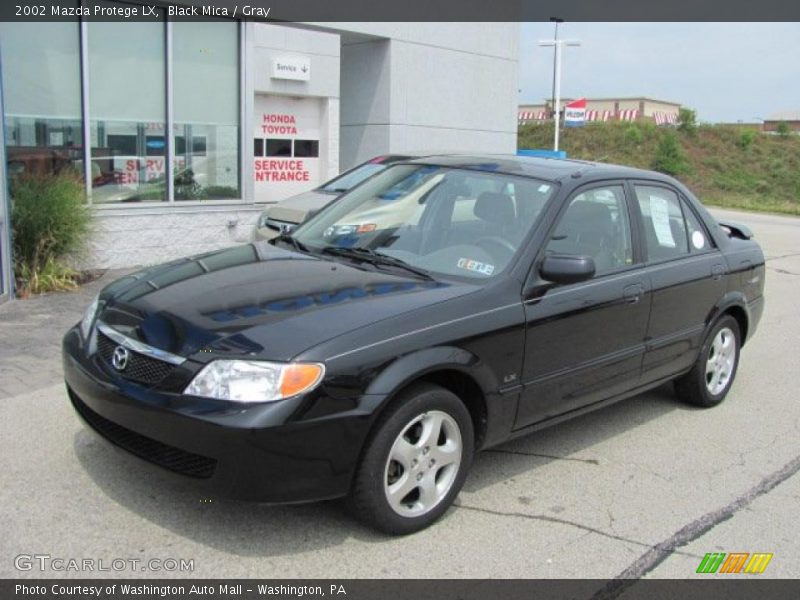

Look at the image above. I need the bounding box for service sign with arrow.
[271,56,312,81]
[564,98,587,128]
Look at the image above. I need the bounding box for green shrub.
[677,107,697,136]
[652,132,689,176]
[10,173,91,296]
[15,257,82,296]
[776,122,791,138]
[624,126,644,145]
[738,129,757,150]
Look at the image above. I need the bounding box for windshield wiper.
[273,233,311,254]
[320,246,434,281]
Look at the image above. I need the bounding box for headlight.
[257,212,271,229]
[79,294,100,339]
[184,360,325,403]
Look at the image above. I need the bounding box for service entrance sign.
[253,95,321,203]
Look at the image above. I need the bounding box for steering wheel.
[475,236,517,260]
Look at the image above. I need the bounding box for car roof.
[402,154,676,184]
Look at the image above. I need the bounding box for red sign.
[254,159,310,182]
[261,114,298,135]
[118,158,166,183]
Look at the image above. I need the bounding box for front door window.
[545,184,633,276]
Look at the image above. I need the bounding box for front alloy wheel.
[349,383,474,535]
[384,410,463,517]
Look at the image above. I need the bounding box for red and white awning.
[653,111,678,126]
[586,110,612,122]
[519,108,679,125]
[518,111,548,123]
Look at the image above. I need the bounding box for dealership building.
[0,15,519,301]
[518,97,682,124]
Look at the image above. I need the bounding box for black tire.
[674,315,741,408]
[348,383,474,535]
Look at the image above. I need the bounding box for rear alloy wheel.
[675,315,741,407]
[349,383,473,534]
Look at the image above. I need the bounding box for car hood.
[96,242,478,361]
[266,190,335,224]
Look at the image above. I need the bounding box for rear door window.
[633,185,690,261]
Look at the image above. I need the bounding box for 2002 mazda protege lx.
[64,155,765,534]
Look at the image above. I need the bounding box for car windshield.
[318,161,390,193]
[293,164,557,280]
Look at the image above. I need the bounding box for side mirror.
[540,254,596,285]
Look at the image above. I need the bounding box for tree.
[677,107,697,136]
[652,131,689,176]
[738,128,757,150]
[776,121,791,138]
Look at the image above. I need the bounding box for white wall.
[86,206,263,269]
[252,23,340,99]
[336,23,519,168]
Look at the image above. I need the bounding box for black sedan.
[63,155,765,534]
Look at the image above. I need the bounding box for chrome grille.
[96,331,174,385]
[265,217,296,233]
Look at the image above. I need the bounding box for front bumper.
[63,326,379,503]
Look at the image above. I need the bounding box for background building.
[519,97,681,125]
[0,14,519,295]
[762,110,800,133]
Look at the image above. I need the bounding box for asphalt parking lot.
[0,207,798,582]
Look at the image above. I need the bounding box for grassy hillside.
[518,122,800,215]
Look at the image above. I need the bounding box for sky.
[519,22,800,123]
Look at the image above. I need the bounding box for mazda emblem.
[111,345,130,371]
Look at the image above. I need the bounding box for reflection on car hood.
[96,243,478,361]
[265,190,334,224]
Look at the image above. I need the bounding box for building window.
[0,21,83,182]
[294,139,319,158]
[88,11,167,203]
[173,20,240,200]
[266,139,292,157]
[2,7,242,205]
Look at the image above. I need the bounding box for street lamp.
[549,18,563,120]
[539,31,580,152]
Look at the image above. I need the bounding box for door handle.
[711,264,725,280]
[623,284,644,304]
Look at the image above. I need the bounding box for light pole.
[549,18,563,121]
[539,34,580,152]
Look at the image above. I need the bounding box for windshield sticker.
[692,230,706,249]
[649,195,676,248]
[457,258,495,276]
[538,184,551,193]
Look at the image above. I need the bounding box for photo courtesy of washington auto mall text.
[14,583,345,598]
